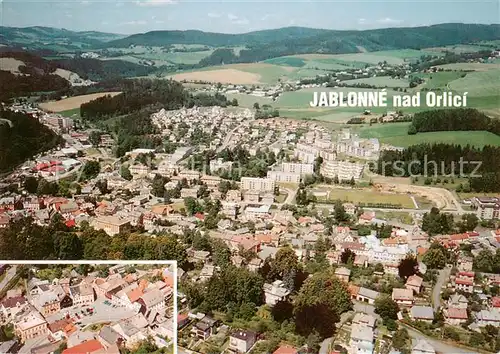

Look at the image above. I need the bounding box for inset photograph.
[0,261,176,354]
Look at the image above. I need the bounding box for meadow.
[355,122,500,148]
[448,69,500,97]
[39,92,122,112]
[341,76,409,88]
[416,71,465,90]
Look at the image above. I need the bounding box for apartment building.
[240,177,275,192]
[471,197,500,220]
[94,216,130,236]
[14,311,48,342]
[266,171,300,183]
[320,160,364,181]
[281,162,314,175]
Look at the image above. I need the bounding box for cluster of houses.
[0,265,174,353]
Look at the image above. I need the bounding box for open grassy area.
[356,122,500,148]
[314,187,415,208]
[458,192,499,200]
[375,211,413,224]
[342,76,409,88]
[59,108,81,117]
[448,69,500,96]
[416,71,465,90]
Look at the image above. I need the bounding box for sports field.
[314,187,415,208]
[39,92,122,112]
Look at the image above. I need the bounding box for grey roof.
[358,287,379,300]
[350,324,373,342]
[140,288,164,308]
[99,325,122,345]
[411,306,434,320]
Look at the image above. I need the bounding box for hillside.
[0,108,64,172]
[105,24,500,64]
[0,26,125,51]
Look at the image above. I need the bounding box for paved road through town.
[432,266,452,312]
[0,265,18,291]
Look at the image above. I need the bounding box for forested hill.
[0,108,64,172]
[105,23,500,52]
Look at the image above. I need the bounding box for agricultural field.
[435,62,500,71]
[0,58,25,74]
[341,76,409,88]
[59,108,81,117]
[313,187,416,208]
[38,92,121,112]
[448,69,500,96]
[416,71,465,90]
[356,122,500,148]
[225,93,273,107]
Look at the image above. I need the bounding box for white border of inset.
[0,260,178,354]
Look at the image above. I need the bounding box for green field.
[448,69,500,96]
[226,93,273,108]
[342,76,409,88]
[59,108,80,117]
[356,123,500,148]
[435,63,500,71]
[417,71,465,90]
[263,57,307,67]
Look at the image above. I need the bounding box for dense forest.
[54,58,159,81]
[410,108,500,136]
[80,79,236,120]
[0,51,70,101]
[376,144,500,192]
[0,108,64,172]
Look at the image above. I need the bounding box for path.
[432,266,452,312]
[0,265,17,291]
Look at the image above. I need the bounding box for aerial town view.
[0,0,499,353]
[0,263,176,354]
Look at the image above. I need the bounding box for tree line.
[0,216,188,265]
[409,108,500,136]
[376,143,500,192]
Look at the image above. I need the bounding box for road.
[0,265,18,291]
[217,126,240,153]
[403,324,478,354]
[432,266,452,312]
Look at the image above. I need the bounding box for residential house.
[349,323,374,354]
[447,294,468,309]
[94,216,130,236]
[405,275,423,294]
[474,309,500,327]
[392,288,414,307]
[356,287,379,305]
[263,280,291,306]
[410,306,434,323]
[192,315,218,340]
[454,277,474,293]
[0,295,27,321]
[334,267,351,283]
[444,308,468,325]
[228,329,257,353]
[353,313,376,329]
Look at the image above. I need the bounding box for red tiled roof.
[492,297,500,308]
[65,219,76,228]
[62,340,104,354]
[273,345,298,354]
[194,212,204,220]
[446,308,468,319]
[455,278,473,286]
[458,271,475,278]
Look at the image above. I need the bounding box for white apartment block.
[472,197,500,220]
[240,177,275,192]
[320,160,364,180]
[267,171,301,183]
[282,162,314,175]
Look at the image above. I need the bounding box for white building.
[240,177,275,192]
[320,160,364,181]
[263,280,291,306]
